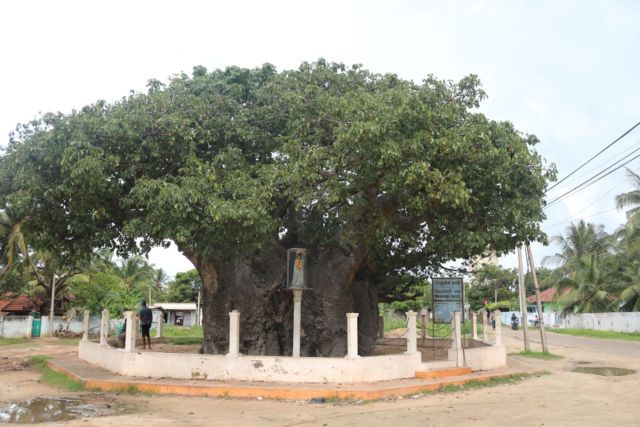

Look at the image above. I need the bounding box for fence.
[0,315,120,338]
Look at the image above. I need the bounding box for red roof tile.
[527,287,562,303]
[1,295,39,313]
[0,300,11,311]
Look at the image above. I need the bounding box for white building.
[150,303,201,327]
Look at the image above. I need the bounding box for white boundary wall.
[561,312,640,333]
[0,316,114,338]
[79,340,422,383]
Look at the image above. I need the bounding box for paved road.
[503,326,640,363]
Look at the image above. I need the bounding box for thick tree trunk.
[188,241,380,356]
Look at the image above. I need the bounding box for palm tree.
[613,169,640,311]
[148,268,168,304]
[543,220,612,272]
[544,221,616,314]
[113,255,154,294]
[556,253,618,314]
[615,168,640,227]
[0,212,30,278]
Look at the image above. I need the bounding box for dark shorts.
[140,324,151,337]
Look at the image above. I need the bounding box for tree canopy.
[0,60,554,286]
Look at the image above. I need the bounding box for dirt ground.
[1,331,640,427]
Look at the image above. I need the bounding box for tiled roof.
[527,287,560,303]
[0,300,11,311]
[1,295,39,313]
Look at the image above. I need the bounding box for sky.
[0,0,639,278]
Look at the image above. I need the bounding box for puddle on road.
[0,397,120,424]
[571,367,636,376]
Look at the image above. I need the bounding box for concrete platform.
[48,357,538,400]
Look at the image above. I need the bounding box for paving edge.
[46,360,541,401]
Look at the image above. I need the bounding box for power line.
[546,207,620,228]
[547,121,640,192]
[548,141,640,198]
[545,144,640,209]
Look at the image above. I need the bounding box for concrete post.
[406,310,417,354]
[482,310,488,341]
[26,316,33,339]
[472,312,478,340]
[124,311,136,353]
[453,311,463,367]
[100,309,109,345]
[82,310,90,341]
[292,289,303,357]
[494,310,503,346]
[156,313,164,338]
[228,310,240,356]
[420,308,429,341]
[378,315,384,339]
[346,313,359,358]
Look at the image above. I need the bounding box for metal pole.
[49,275,56,336]
[526,243,549,352]
[516,245,530,351]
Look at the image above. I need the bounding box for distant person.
[138,300,153,350]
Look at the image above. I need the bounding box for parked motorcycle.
[511,314,519,330]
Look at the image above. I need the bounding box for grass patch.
[549,328,640,342]
[165,336,203,345]
[383,314,407,332]
[0,337,29,346]
[384,313,481,339]
[152,324,203,338]
[510,350,563,360]
[27,355,85,392]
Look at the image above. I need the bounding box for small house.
[0,294,40,316]
[150,303,201,327]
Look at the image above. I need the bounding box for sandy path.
[1,332,639,426]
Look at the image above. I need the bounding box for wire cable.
[547,121,640,192]
[546,149,640,209]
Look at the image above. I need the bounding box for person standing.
[138,300,153,350]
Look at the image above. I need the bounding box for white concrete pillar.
[472,312,478,340]
[453,311,463,367]
[156,313,164,338]
[82,310,90,341]
[482,310,488,341]
[453,312,462,349]
[26,316,33,339]
[100,309,110,345]
[406,310,417,354]
[346,313,360,358]
[494,310,503,346]
[228,310,240,356]
[292,289,303,357]
[124,311,136,353]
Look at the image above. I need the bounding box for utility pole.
[516,245,530,351]
[526,242,548,352]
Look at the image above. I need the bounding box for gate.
[31,313,41,337]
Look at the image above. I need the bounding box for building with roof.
[0,294,40,316]
[526,287,565,326]
[150,303,201,327]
